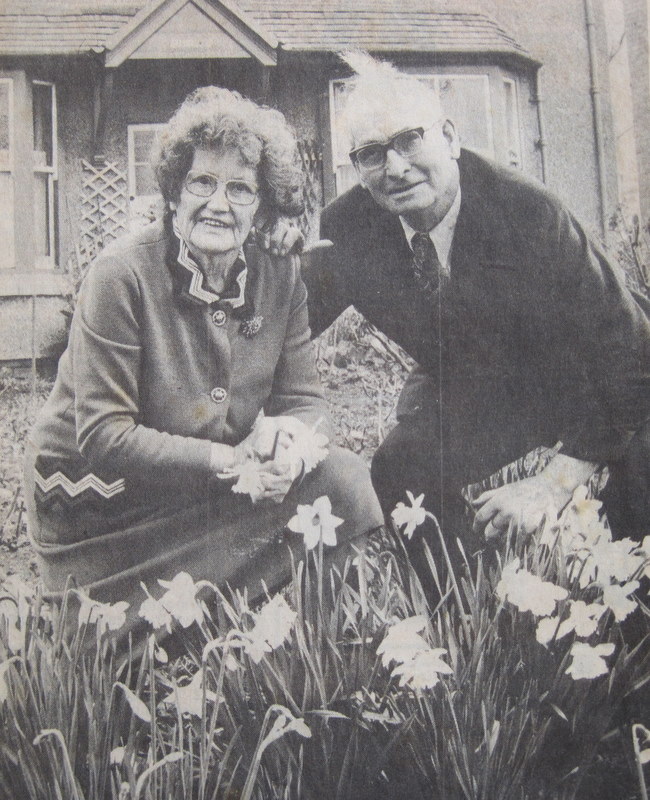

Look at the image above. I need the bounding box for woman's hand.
[255,216,304,257]
[255,460,295,504]
[216,416,307,503]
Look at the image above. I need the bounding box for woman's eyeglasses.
[184,172,259,205]
[349,125,437,172]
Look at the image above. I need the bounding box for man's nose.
[384,147,411,177]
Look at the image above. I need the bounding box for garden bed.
[0,318,648,799]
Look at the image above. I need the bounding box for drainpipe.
[584,0,609,240]
[531,68,547,184]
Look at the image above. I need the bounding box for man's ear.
[169,200,177,211]
[355,165,369,190]
[442,119,461,159]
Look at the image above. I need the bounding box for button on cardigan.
[28,219,332,519]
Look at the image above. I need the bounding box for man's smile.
[387,181,425,197]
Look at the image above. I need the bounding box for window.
[32,81,57,268]
[503,78,522,169]
[0,71,65,291]
[0,79,14,270]
[127,124,164,227]
[329,70,520,196]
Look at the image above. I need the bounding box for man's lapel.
[451,150,520,278]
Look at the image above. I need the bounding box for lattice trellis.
[79,160,129,268]
[297,138,324,243]
[76,144,323,267]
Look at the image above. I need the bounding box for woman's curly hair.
[154,86,304,217]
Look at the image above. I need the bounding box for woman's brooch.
[240,314,264,338]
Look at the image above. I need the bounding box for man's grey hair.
[337,51,444,151]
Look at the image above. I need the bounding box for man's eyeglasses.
[349,125,437,172]
[184,172,259,205]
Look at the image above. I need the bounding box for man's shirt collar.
[399,187,461,273]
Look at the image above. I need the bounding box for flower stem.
[425,511,471,643]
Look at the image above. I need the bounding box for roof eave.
[279,44,542,70]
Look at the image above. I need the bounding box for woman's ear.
[169,200,177,211]
[253,201,269,232]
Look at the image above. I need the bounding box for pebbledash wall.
[0,0,644,362]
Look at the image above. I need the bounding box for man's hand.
[472,453,598,540]
[255,216,304,257]
[472,474,568,540]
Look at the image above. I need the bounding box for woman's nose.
[205,184,230,210]
[384,147,411,177]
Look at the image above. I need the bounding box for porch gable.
[105,0,277,67]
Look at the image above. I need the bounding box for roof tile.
[0,1,530,60]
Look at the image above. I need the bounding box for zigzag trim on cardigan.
[173,220,247,308]
[34,468,126,499]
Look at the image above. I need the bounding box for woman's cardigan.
[28,220,331,534]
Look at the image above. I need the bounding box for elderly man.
[302,54,650,579]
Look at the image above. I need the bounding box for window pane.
[504,80,521,168]
[0,172,14,268]
[134,163,159,196]
[335,164,358,195]
[0,80,11,169]
[0,82,9,151]
[134,128,158,163]
[33,172,51,258]
[33,82,53,167]
[435,75,493,155]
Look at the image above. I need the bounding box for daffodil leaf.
[115,682,151,723]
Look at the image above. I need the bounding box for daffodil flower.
[633,723,650,765]
[558,600,605,638]
[535,615,558,646]
[391,491,426,539]
[75,591,129,635]
[274,418,329,475]
[244,594,296,663]
[640,537,650,579]
[232,461,266,502]
[287,495,343,550]
[155,572,215,628]
[138,583,174,633]
[496,558,568,617]
[163,670,218,717]
[536,600,605,646]
[565,641,615,680]
[377,616,430,668]
[601,580,639,622]
[391,647,453,692]
[587,538,645,585]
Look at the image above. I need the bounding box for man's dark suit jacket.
[303,149,650,485]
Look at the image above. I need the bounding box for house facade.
[0,0,646,361]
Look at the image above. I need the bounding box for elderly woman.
[24,87,382,639]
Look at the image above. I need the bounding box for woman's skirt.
[24,445,383,646]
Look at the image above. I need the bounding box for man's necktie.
[411,232,442,294]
